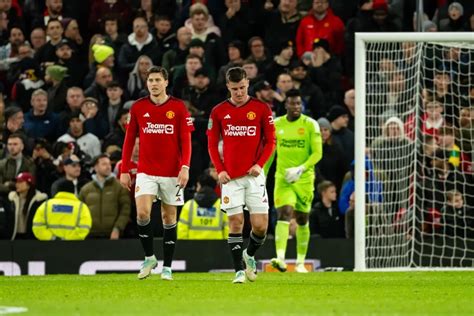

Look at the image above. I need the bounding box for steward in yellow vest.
[178,181,228,240]
[33,179,92,240]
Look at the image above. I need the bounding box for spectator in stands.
[246,36,270,76]
[35,19,63,69]
[29,27,46,53]
[178,172,228,240]
[220,0,256,46]
[2,106,28,150]
[133,0,154,26]
[315,117,347,195]
[184,3,225,76]
[437,126,471,174]
[7,172,47,240]
[344,192,355,238]
[458,106,474,157]
[127,54,152,100]
[85,66,113,111]
[118,16,160,80]
[58,87,84,135]
[162,26,192,73]
[273,72,294,116]
[103,108,128,153]
[328,105,354,166]
[172,53,203,98]
[216,40,244,87]
[80,97,108,139]
[242,59,262,86]
[62,18,84,56]
[24,89,59,142]
[289,60,326,118]
[89,0,131,36]
[38,0,64,26]
[309,180,345,238]
[6,43,34,87]
[265,40,294,87]
[10,58,44,111]
[308,38,343,107]
[79,154,130,239]
[44,64,68,113]
[423,20,438,32]
[102,14,127,54]
[296,0,344,57]
[31,138,56,195]
[50,154,87,196]
[0,133,36,196]
[33,179,92,240]
[343,89,355,131]
[182,67,219,119]
[57,112,101,160]
[253,80,275,114]
[55,39,85,87]
[84,43,116,88]
[105,81,125,132]
[0,12,8,45]
[441,190,474,238]
[438,2,467,32]
[0,26,26,71]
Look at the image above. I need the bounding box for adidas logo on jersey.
[165,241,175,245]
[138,234,149,238]
[143,113,150,117]
[224,114,231,119]
[232,245,241,251]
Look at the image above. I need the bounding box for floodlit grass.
[1,272,473,315]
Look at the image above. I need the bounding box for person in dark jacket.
[309,180,345,238]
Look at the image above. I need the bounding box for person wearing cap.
[328,105,354,166]
[44,64,69,112]
[83,43,116,88]
[439,2,467,32]
[80,97,109,139]
[295,0,344,57]
[265,89,322,274]
[23,89,60,142]
[253,80,275,110]
[315,117,348,194]
[0,133,36,196]
[265,40,294,87]
[32,179,92,240]
[80,153,130,239]
[6,172,47,240]
[57,112,101,160]
[289,59,327,118]
[55,38,85,87]
[51,154,84,198]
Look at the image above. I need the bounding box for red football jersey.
[207,97,276,179]
[121,96,194,177]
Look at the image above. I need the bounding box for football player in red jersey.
[120,66,194,281]
[207,67,276,283]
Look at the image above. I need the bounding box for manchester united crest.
[247,111,256,120]
[223,196,230,204]
[166,111,175,119]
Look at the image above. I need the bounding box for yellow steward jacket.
[32,192,92,240]
[178,198,228,240]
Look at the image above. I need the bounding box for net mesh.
[364,40,474,269]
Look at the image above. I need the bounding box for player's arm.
[256,107,276,168]
[302,120,323,170]
[120,106,138,189]
[207,109,225,174]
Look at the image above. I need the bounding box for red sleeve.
[296,18,305,58]
[256,106,276,168]
[121,105,138,173]
[180,106,194,168]
[207,108,226,174]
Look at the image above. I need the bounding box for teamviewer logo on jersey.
[224,124,257,136]
[142,122,174,134]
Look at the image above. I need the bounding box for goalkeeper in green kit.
[268,89,323,273]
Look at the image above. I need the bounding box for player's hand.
[110,228,120,240]
[120,173,131,191]
[248,164,262,177]
[285,165,305,183]
[177,166,189,188]
[218,171,231,184]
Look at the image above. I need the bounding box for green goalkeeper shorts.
[274,177,314,213]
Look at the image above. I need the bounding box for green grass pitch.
[1,272,474,315]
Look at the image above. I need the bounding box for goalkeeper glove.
[285,165,305,183]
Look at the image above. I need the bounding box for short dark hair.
[154,14,172,22]
[146,66,168,81]
[285,89,301,101]
[8,132,24,143]
[198,173,217,189]
[92,153,110,166]
[56,179,75,194]
[226,67,247,83]
[47,18,62,28]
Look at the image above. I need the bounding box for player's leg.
[272,179,297,272]
[293,181,314,273]
[243,173,269,281]
[135,173,160,279]
[160,202,177,280]
[158,177,185,281]
[221,178,246,283]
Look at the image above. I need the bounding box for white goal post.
[354,32,474,271]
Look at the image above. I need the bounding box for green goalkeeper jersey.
[267,114,323,180]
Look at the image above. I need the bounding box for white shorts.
[135,173,184,206]
[221,173,269,216]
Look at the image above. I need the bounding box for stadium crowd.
[0,0,473,241]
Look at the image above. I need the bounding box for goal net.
[354,33,474,271]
